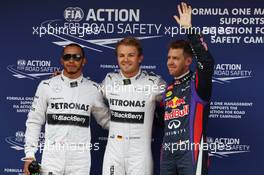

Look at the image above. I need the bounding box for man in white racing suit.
[102,37,166,175]
[23,43,110,175]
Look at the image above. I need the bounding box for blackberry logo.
[64,7,84,22]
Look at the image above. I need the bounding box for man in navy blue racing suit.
[160,2,214,175]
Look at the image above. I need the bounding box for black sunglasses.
[62,54,83,61]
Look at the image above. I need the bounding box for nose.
[123,56,129,62]
[68,58,75,63]
[167,57,173,66]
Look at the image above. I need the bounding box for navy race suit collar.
[173,71,193,85]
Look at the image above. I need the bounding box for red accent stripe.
[207,156,210,168]
[194,103,203,162]
[195,71,199,88]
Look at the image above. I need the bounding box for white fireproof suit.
[102,70,166,175]
[24,73,110,175]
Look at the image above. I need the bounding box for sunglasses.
[62,54,83,61]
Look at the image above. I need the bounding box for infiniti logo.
[168,119,181,129]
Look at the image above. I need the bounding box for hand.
[23,157,34,175]
[174,2,192,28]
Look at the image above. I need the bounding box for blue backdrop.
[1,0,263,174]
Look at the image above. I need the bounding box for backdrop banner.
[1,0,263,174]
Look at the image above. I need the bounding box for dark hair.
[62,43,85,57]
[168,40,193,58]
[115,37,143,56]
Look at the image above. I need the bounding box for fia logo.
[64,7,84,22]
[17,60,27,66]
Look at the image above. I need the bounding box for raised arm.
[174,2,214,101]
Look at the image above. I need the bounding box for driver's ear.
[186,57,192,66]
[60,58,64,65]
[82,57,87,66]
[139,55,143,63]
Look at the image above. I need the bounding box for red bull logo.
[166,91,173,97]
[166,97,185,109]
[164,105,189,120]
[167,85,173,90]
